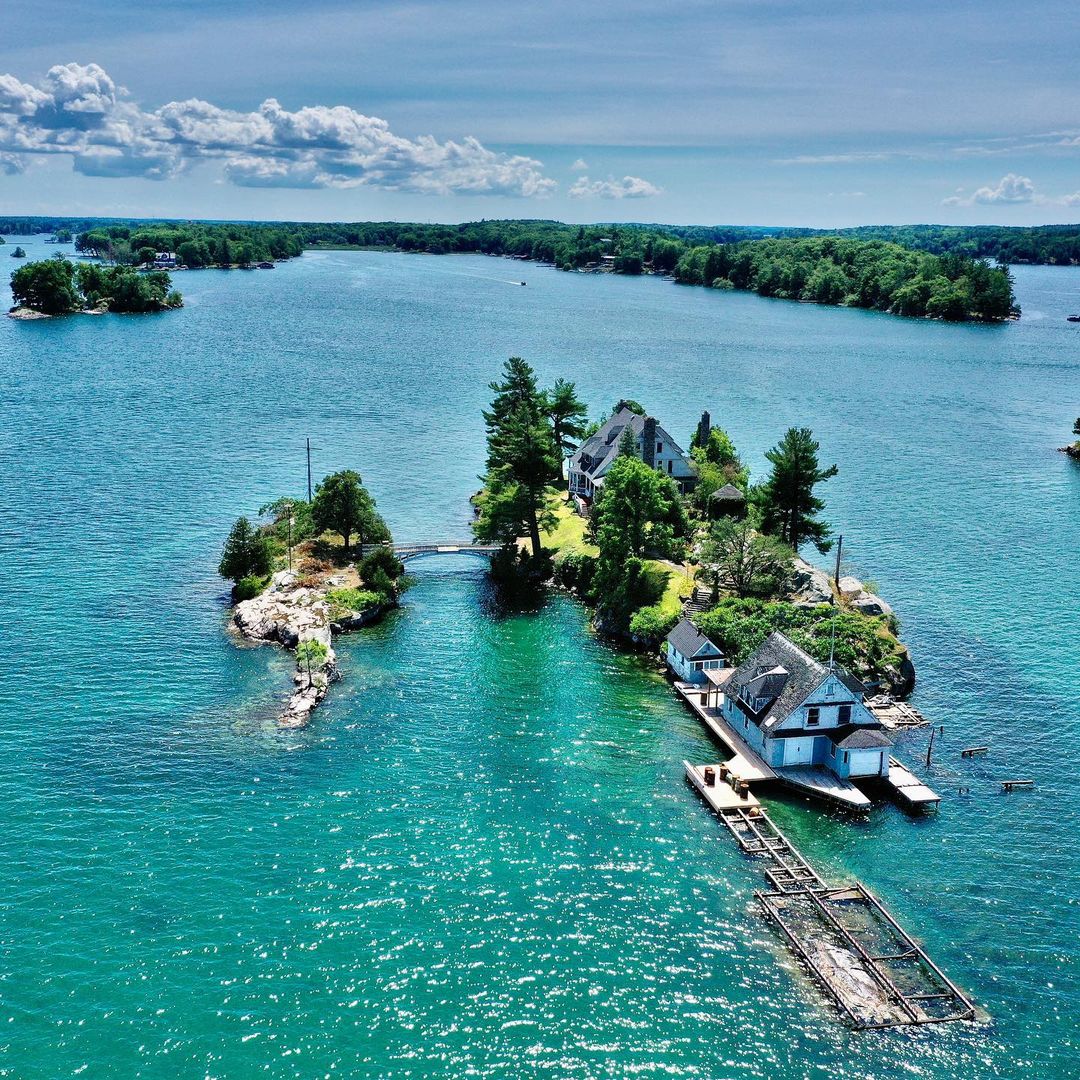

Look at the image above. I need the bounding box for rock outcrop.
[232,568,390,727]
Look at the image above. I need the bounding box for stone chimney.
[642,416,657,468]
[696,410,711,448]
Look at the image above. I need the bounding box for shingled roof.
[726,631,865,730]
[666,618,722,658]
[568,406,687,483]
[832,726,893,750]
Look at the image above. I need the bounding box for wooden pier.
[884,757,941,810]
[687,797,976,1028]
[866,696,929,728]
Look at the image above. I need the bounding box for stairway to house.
[682,585,712,616]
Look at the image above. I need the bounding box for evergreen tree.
[755,428,838,553]
[542,378,588,457]
[617,424,638,457]
[218,517,272,583]
[475,358,560,556]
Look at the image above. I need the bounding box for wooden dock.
[866,696,929,728]
[684,761,760,812]
[674,683,775,784]
[687,799,976,1028]
[885,758,941,810]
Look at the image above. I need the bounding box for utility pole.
[926,724,943,767]
[306,437,313,503]
[833,533,843,590]
[285,501,294,571]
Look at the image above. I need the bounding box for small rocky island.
[8,257,182,318]
[1061,416,1080,460]
[219,471,401,726]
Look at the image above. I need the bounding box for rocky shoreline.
[1060,443,1080,461]
[232,567,393,727]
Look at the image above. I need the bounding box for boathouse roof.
[728,631,865,729]
[832,726,893,750]
[666,618,722,659]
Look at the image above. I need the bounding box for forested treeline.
[673,236,1016,320]
[0,215,1042,318]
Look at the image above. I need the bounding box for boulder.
[789,558,833,606]
[838,575,863,598]
[851,592,893,617]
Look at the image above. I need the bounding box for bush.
[359,546,404,581]
[325,587,384,619]
[364,566,396,599]
[628,603,679,643]
[553,550,597,596]
[234,575,269,602]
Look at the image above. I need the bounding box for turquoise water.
[1,237,1078,1078]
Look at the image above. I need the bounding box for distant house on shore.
[567,402,696,504]
[720,631,892,779]
[665,618,725,683]
[153,252,177,268]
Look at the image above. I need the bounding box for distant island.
[8,256,182,317]
[0,215,1044,321]
[1062,417,1080,460]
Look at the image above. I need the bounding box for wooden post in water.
[926,725,943,767]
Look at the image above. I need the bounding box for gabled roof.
[666,618,722,659]
[726,631,866,730]
[568,406,688,481]
[831,726,893,749]
[710,484,746,502]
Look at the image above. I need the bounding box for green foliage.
[10,257,80,313]
[596,557,668,633]
[614,399,646,416]
[311,470,388,554]
[552,549,598,596]
[542,378,588,457]
[10,257,182,314]
[628,603,679,643]
[673,236,1016,321]
[488,544,555,602]
[259,497,316,544]
[359,546,405,582]
[219,517,272,584]
[1073,417,1080,437]
[475,357,561,556]
[698,516,794,599]
[325,587,385,618]
[689,427,750,510]
[295,638,329,686]
[233,574,270,602]
[695,599,901,684]
[754,427,838,554]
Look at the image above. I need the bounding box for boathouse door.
[784,738,815,766]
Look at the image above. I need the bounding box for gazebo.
[709,483,747,520]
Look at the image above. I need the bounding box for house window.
[829,742,836,756]
[807,707,820,726]
[668,460,673,474]
[838,704,852,723]
[656,442,663,452]
[843,751,849,765]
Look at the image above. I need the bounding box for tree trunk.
[527,504,542,557]
[343,529,351,557]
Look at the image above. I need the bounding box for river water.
[1,237,1078,1079]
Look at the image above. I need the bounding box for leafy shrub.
[233,575,269,602]
[360,546,404,581]
[628,603,679,643]
[325,587,384,619]
[695,598,900,684]
[553,550,597,596]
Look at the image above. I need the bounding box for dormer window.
[806,707,821,726]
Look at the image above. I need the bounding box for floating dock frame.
[685,795,976,1028]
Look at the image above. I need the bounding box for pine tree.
[475,357,560,556]
[542,378,588,457]
[218,517,272,583]
[755,428,838,553]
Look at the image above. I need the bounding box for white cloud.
[568,174,661,199]
[0,61,557,197]
[1062,191,1080,207]
[570,157,589,171]
[944,172,1036,206]
[0,151,24,174]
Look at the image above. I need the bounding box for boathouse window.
[656,442,662,452]
[668,460,673,474]
[838,704,852,723]
[806,707,821,726]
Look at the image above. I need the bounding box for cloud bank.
[943,172,1036,206]
[0,62,558,196]
[568,174,662,199]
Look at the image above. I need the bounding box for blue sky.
[1,0,1078,226]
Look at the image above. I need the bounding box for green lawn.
[541,500,599,556]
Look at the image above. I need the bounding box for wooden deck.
[674,683,776,783]
[774,765,874,811]
[885,758,941,810]
[684,761,760,812]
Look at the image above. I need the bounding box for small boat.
[520,281,527,286]
[1067,315,1080,322]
